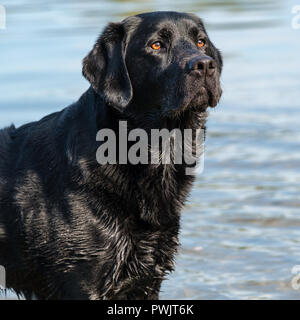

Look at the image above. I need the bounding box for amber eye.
[197,39,205,48]
[151,42,162,50]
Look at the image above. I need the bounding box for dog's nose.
[188,56,216,76]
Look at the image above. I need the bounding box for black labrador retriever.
[0,11,222,299]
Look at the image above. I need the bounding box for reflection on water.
[1,0,300,299]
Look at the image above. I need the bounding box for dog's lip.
[208,94,218,108]
[200,86,220,108]
[198,87,214,108]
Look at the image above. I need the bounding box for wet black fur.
[0,11,222,299]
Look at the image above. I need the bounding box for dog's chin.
[161,86,221,118]
[188,87,209,111]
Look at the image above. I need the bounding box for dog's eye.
[151,42,162,50]
[197,39,205,48]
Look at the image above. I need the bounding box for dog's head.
[83,11,222,116]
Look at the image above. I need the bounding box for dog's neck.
[79,87,207,227]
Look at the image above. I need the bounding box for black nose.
[188,56,216,76]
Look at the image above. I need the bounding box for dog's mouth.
[188,85,222,110]
[206,86,222,108]
[161,79,222,117]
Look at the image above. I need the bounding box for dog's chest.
[98,223,179,299]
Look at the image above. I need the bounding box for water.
[0,0,300,300]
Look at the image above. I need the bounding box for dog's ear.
[82,23,132,111]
